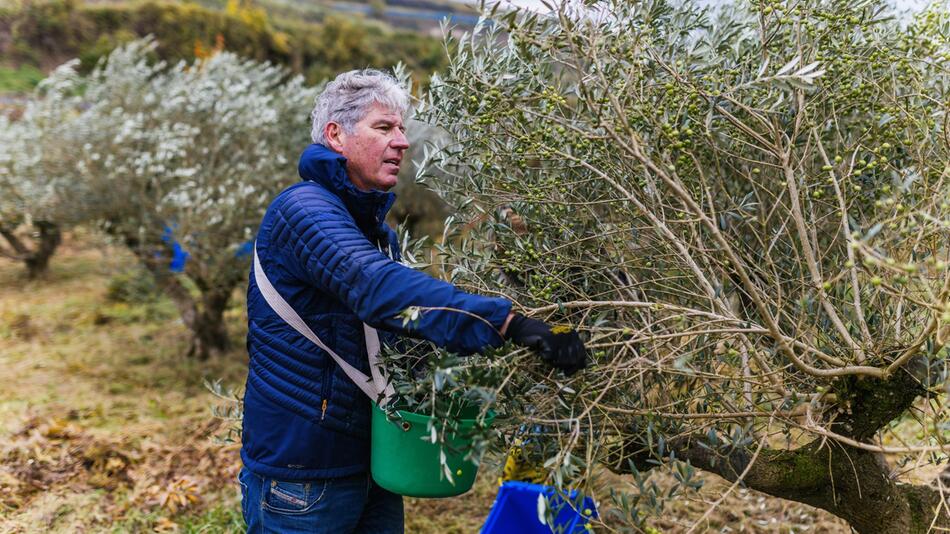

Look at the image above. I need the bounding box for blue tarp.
[482,481,597,534]
[160,226,190,273]
[159,225,252,273]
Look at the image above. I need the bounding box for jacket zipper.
[321,360,333,421]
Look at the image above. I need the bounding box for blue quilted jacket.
[241,144,512,480]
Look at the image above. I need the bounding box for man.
[239,69,586,533]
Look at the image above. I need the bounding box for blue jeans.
[239,466,404,533]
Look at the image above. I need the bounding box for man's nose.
[391,129,409,150]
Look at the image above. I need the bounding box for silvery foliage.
[418,0,950,528]
[2,37,318,271]
[72,38,319,268]
[0,61,89,229]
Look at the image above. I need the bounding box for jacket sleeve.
[272,190,512,355]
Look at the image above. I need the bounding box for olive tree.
[417,0,950,531]
[65,39,317,358]
[0,63,89,278]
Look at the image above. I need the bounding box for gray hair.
[310,69,411,145]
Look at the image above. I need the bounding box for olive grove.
[414,0,950,531]
[1,39,318,357]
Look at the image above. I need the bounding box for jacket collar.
[297,143,396,228]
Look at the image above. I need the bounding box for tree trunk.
[686,440,945,533]
[612,433,948,533]
[25,221,61,278]
[0,221,61,278]
[612,361,947,533]
[187,288,232,359]
[146,269,234,360]
[124,234,235,359]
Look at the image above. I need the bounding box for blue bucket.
[481,481,597,534]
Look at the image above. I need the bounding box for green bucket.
[370,402,494,498]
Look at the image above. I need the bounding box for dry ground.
[0,232,852,533]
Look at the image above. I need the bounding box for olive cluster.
[659,122,697,173]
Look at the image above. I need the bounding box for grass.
[0,231,506,533]
[0,231,855,533]
[0,64,44,94]
[0,231,248,532]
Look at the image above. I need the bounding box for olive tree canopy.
[415,0,950,531]
[3,39,319,357]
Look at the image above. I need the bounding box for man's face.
[326,103,409,192]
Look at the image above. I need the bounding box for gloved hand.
[504,314,587,375]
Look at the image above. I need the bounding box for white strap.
[253,244,394,405]
[364,324,396,401]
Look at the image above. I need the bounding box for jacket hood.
[297,143,396,228]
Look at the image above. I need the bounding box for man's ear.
[324,122,345,153]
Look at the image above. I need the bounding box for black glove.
[505,314,587,375]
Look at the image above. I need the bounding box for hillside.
[227,0,480,35]
[0,0,449,93]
